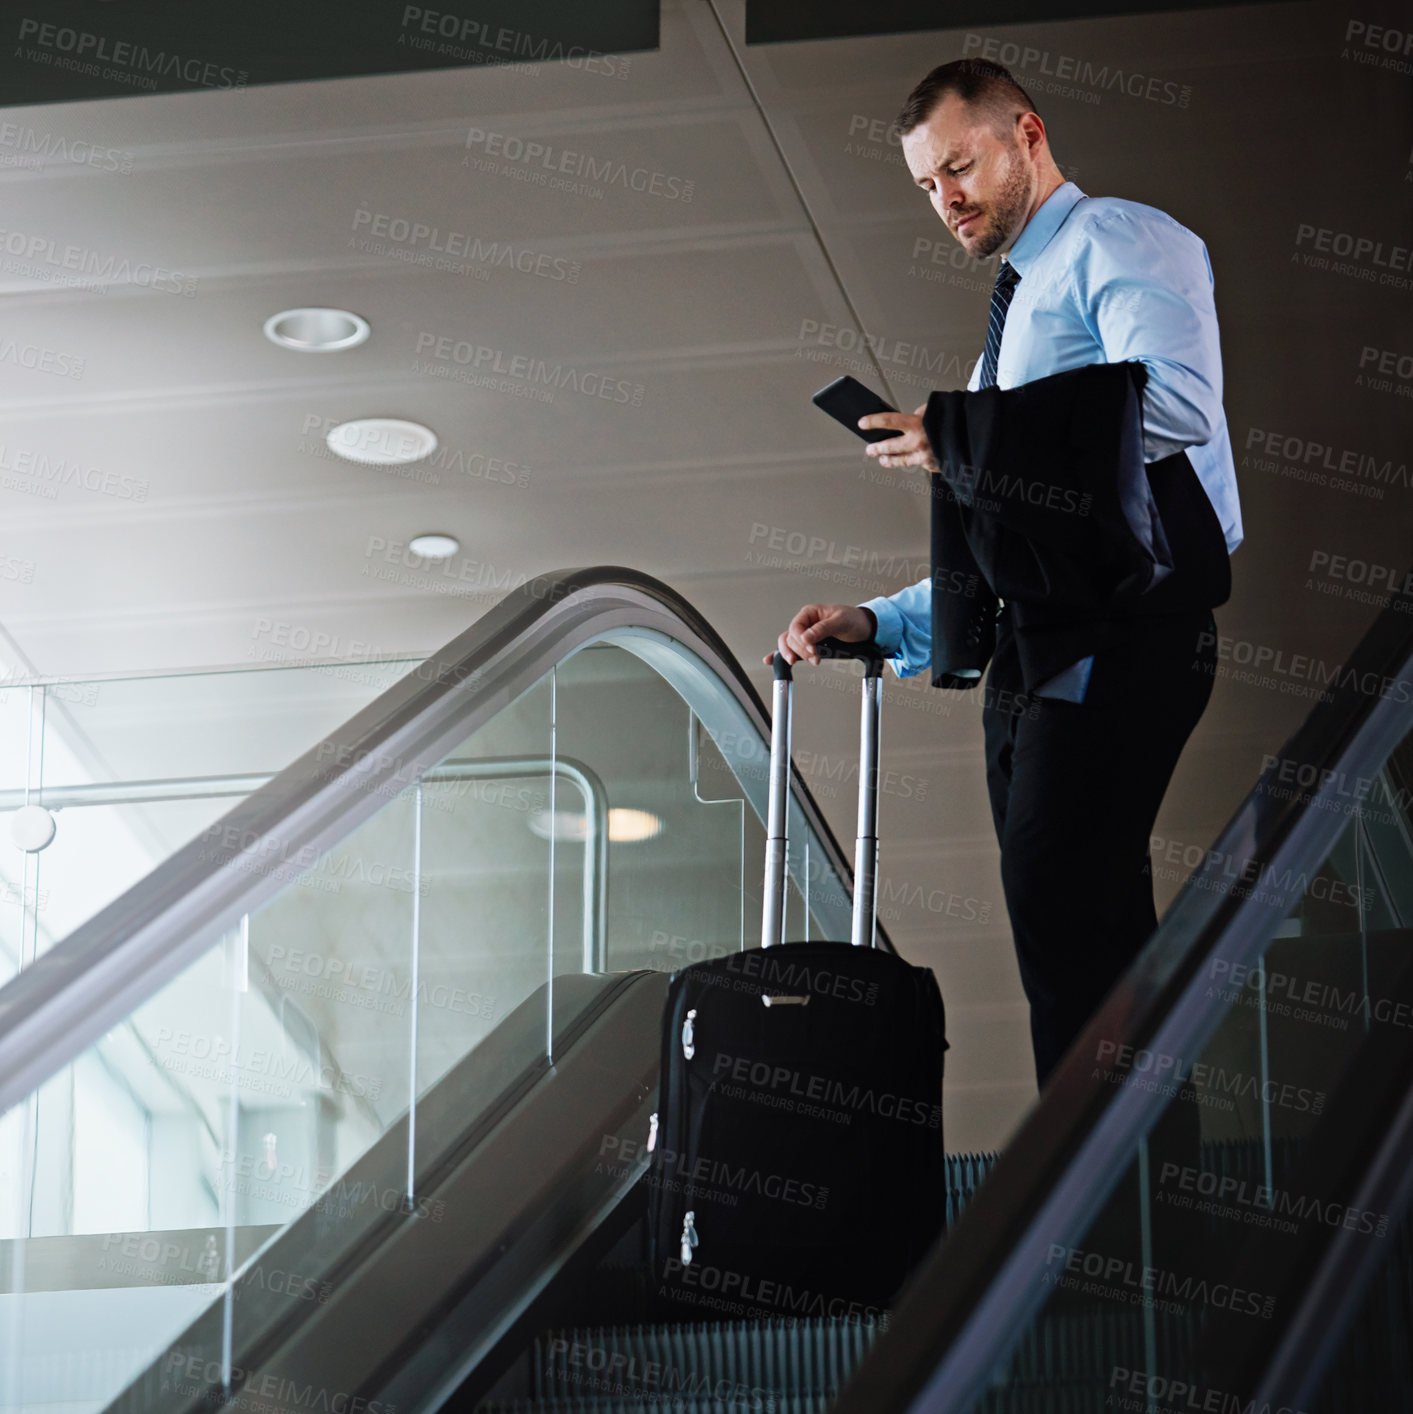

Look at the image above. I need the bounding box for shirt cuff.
[858,596,904,655]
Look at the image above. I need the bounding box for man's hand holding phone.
[810,376,937,473]
[861,404,938,472]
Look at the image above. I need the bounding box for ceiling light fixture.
[607,808,664,843]
[263,307,370,352]
[327,418,438,465]
[408,533,460,559]
[528,808,664,844]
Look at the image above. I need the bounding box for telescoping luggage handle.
[763,638,885,950]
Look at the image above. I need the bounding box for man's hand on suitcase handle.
[765,603,880,668]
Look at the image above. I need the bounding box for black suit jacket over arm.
[925,360,1230,693]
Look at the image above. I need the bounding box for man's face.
[901,93,1035,259]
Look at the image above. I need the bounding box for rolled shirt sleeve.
[1076,209,1225,463]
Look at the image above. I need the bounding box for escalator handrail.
[833,580,1413,1414]
[0,566,892,1121]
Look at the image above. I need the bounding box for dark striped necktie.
[978,260,1021,390]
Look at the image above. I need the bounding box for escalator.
[2,566,1412,1414]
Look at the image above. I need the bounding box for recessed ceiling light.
[264,307,370,352]
[408,533,460,559]
[528,808,664,844]
[608,808,664,843]
[327,418,438,465]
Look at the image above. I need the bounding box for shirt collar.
[1002,181,1085,277]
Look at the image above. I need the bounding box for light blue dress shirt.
[860,181,1242,700]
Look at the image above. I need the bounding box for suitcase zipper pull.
[681,1008,697,1061]
[680,1210,699,1265]
[646,1112,659,1153]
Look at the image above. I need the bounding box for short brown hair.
[895,59,1037,137]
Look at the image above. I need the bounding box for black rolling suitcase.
[648,640,948,1322]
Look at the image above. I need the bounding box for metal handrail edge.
[0,566,887,1120]
[831,581,1413,1414]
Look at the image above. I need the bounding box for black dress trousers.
[982,605,1218,1087]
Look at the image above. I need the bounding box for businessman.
[769,59,1241,1086]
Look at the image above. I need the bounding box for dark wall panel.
[1,1,659,106]
[747,0,1282,44]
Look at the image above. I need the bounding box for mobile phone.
[812,376,900,444]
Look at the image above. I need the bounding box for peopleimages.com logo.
[1094,1040,1325,1115]
[1109,1367,1308,1414]
[709,1052,940,1128]
[1045,1244,1276,1319]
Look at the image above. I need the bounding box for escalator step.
[480,1399,834,1413]
[946,1151,1001,1228]
[977,1387,1120,1413]
[530,1315,878,1405]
